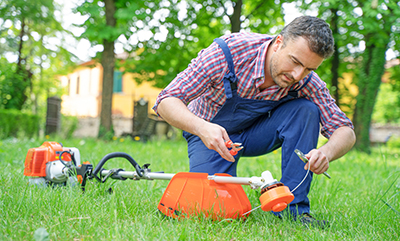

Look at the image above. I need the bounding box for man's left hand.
[304,149,329,174]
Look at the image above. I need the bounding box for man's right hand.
[157,97,235,162]
[196,121,235,162]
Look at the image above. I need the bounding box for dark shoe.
[298,213,330,229]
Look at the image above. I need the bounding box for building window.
[113,70,123,93]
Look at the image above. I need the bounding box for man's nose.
[292,66,306,81]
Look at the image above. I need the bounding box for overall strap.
[213,38,238,99]
[298,72,313,90]
[287,73,313,98]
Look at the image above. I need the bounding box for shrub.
[387,136,400,149]
[60,115,79,139]
[0,109,39,139]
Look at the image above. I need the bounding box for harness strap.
[288,73,313,98]
[214,38,237,99]
[214,37,313,99]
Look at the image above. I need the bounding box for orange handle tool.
[225,140,243,156]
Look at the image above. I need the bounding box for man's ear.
[272,35,284,52]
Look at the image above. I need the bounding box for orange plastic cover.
[158,172,252,220]
[259,186,294,212]
[23,142,72,177]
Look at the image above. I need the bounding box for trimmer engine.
[23,142,90,186]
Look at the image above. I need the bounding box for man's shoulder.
[221,32,274,43]
[302,72,328,92]
[217,32,273,58]
[310,72,326,84]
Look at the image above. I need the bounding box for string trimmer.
[23,141,295,220]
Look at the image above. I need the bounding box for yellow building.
[59,60,163,118]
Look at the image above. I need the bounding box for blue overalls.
[183,38,321,217]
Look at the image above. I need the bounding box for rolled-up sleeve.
[302,74,354,139]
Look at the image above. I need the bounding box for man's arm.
[305,126,356,174]
[157,97,235,162]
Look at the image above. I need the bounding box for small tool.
[225,140,243,155]
[294,149,331,179]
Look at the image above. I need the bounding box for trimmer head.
[259,185,294,212]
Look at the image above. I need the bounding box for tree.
[74,0,157,138]
[123,0,285,88]
[352,0,400,152]
[101,0,117,138]
[0,0,75,111]
[73,0,285,137]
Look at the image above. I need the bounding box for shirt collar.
[252,38,273,87]
[255,71,312,98]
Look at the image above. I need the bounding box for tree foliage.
[351,0,400,152]
[122,0,285,88]
[74,0,151,137]
[77,0,120,138]
[0,0,75,111]
[73,0,285,136]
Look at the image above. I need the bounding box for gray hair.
[274,16,335,59]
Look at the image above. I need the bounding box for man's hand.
[157,97,236,162]
[196,121,235,162]
[303,126,355,175]
[304,149,329,174]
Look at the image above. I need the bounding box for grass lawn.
[1,136,399,240]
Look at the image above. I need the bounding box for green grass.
[1,136,399,240]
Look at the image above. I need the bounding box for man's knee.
[295,99,320,121]
[277,98,320,123]
[274,99,320,137]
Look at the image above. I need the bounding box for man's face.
[269,36,324,88]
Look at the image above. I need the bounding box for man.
[153,16,356,228]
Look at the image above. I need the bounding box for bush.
[60,115,79,139]
[387,136,400,149]
[0,109,39,139]
[373,82,400,124]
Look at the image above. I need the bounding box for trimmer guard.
[158,172,252,220]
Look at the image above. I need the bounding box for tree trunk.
[329,9,340,105]
[230,0,242,33]
[17,19,25,67]
[98,0,117,138]
[353,41,387,153]
[351,0,399,152]
[5,18,31,110]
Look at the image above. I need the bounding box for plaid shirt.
[153,32,353,138]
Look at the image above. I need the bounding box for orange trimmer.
[24,141,295,220]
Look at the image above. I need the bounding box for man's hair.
[274,16,335,59]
